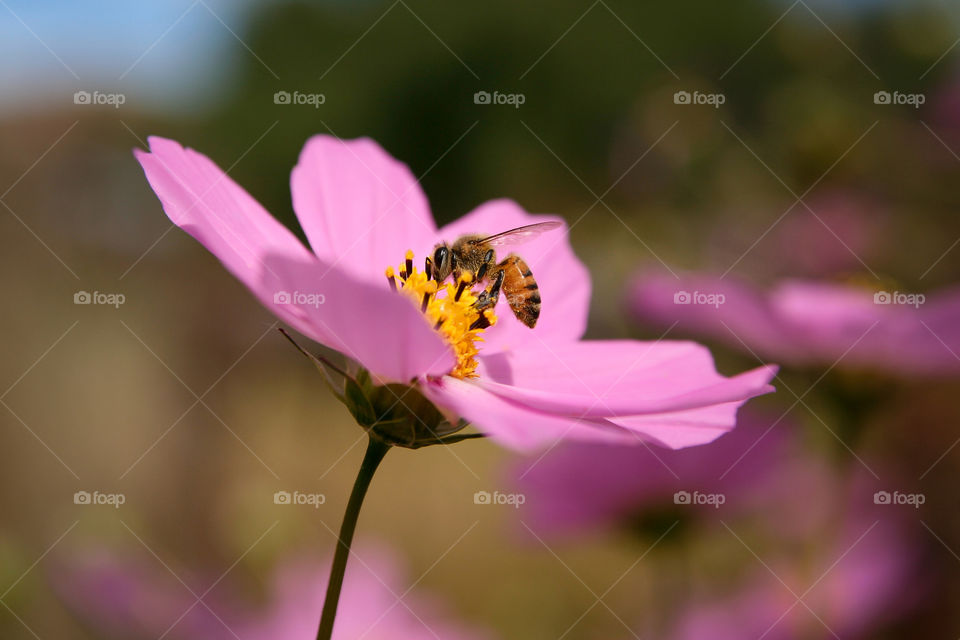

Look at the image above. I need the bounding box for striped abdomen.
[498,254,541,328]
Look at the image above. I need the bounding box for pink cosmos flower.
[52,548,231,639]
[135,135,775,450]
[662,489,920,640]
[240,545,494,640]
[513,409,831,538]
[630,273,960,377]
[54,543,494,640]
[756,191,884,278]
[517,418,925,639]
[931,72,960,152]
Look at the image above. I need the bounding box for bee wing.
[477,221,563,247]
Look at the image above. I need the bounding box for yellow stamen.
[387,252,496,379]
[385,265,397,291]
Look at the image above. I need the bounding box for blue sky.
[0,0,265,113]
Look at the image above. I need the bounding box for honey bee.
[430,221,562,328]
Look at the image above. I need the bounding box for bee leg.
[470,270,503,330]
[475,249,495,282]
[489,267,504,299]
[477,270,503,308]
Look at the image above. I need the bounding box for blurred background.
[2,0,960,637]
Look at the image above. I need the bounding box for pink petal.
[423,377,637,452]
[475,340,776,417]
[134,136,317,332]
[429,340,776,450]
[290,135,439,284]
[606,400,753,448]
[630,273,797,359]
[262,253,454,383]
[136,136,452,382]
[438,199,590,348]
[632,273,960,376]
[513,408,800,537]
[814,518,918,636]
[668,583,794,640]
[771,280,892,360]
[771,280,960,373]
[243,543,495,640]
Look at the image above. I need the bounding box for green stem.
[316,435,390,640]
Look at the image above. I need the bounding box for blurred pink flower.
[630,273,960,376]
[709,191,885,280]
[931,74,960,149]
[765,191,884,278]
[514,410,834,538]
[53,548,231,639]
[515,403,925,638]
[238,545,493,640]
[665,497,919,640]
[135,136,775,451]
[55,543,494,640]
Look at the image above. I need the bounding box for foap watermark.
[273,290,325,308]
[274,90,325,108]
[873,90,925,109]
[473,490,525,508]
[74,490,126,508]
[674,290,725,308]
[74,290,125,308]
[674,90,725,108]
[674,490,725,509]
[273,490,326,508]
[873,290,924,308]
[74,90,126,109]
[474,90,525,108]
[874,490,925,509]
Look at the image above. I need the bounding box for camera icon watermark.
[273,490,325,508]
[74,490,126,508]
[74,90,126,109]
[873,90,925,108]
[273,290,325,308]
[873,490,924,509]
[873,290,924,308]
[473,490,525,508]
[273,90,325,108]
[473,90,525,109]
[673,90,725,108]
[74,290,126,308]
[673,290,725,308]
[673,490,725,509]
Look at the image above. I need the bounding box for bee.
[430,221,562,328]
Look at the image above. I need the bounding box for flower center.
[386,250,496,379]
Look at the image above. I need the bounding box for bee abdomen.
[502,255,541,328]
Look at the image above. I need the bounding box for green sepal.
[280,329,485,450]
[343,376,377,427]
[352,375,482,449]
[366,383,454,448]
